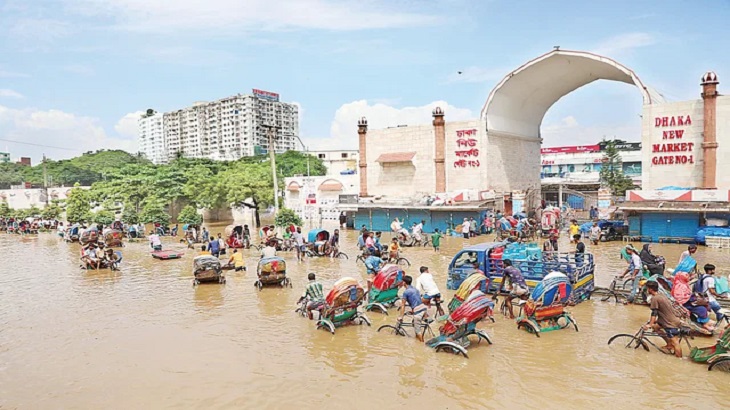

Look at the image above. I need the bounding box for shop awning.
[375,152,416,163]
[319,182,343,192]
[619,201,730,213]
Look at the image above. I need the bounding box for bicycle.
[599,275,633,303]
[295,297,324,320]
[377,311,435,340]
[607,324,693,354]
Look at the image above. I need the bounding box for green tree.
[177,205,203,226]
[220,162,276,227]
[140,200,171,226]
[0,202,13,218]
[65,185,92,223]
[599,139,635,196]
[274,151,327,177]
[121,204,140,225]
[92,209,115,226]
[275,207,302,227]
[41,203,62,220]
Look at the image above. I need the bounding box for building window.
[341,153,348,158]
[318,154,326,159]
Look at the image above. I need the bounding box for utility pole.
[42,154,48,205]
[263,123,282,216]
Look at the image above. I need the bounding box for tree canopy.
[599,139,635,196]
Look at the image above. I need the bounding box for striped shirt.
[303,280,325,302]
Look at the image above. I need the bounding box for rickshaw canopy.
[308,229,329,243]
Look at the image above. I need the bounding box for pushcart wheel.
[607,334,650,351]
[377,324,406,336]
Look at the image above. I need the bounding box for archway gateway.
[481,49,663,140]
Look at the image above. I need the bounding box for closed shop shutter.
[431,211,452,234]
[640,213,699,242]
[628,216,641,236]
[371,209,390,232]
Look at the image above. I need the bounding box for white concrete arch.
[481,49,665,139]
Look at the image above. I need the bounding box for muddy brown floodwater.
[1,223,729,409]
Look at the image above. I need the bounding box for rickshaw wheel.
[518,321,540,337]
[377,324,406,336]
[317,320,335,334]
[708,356,730,372]
[337,252,349,259]
[397,257,410,267]
[434,342,469,358]
[358,314,371,326]
[475,330,493,345]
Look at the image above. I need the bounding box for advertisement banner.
[540,145,600,154]
[252,89,280,102]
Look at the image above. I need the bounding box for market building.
[540,140,642,209]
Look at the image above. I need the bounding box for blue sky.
[1,0,729,163]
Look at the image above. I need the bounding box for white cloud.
[114,111,143,139]
[6,18,72,50]
[541,115,640,146]
[309,100,474,150]
[446,66,508,84]
[69,0,437,33]
[0,105,139,162]
[0,89,24,99]
[592,32,656,57]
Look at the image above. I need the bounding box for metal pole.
[268,126,279,215]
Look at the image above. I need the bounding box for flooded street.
[1,224,729,409]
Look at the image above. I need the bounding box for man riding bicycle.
[398,275,429,342]
[416,266,441,307]
[298,273,325,320]
[501,259,529,319]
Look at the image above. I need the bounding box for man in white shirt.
[412,221,423,242]
[149,232,162,251]
[461,218,470,239]
[621,246,643,303]
[416,266,441,306]
[292,227,305,261]
[261,242,277,259]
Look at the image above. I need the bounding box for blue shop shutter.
[641,213,699,241]
[430,211,451,234]
[567,194,584,210]
[371,210,390,232]
[354,211,370,231]
[628,216,641,236]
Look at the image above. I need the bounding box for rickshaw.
[448,271,490,314]
[255,256,291,290]
[365,264,404,314]
[65,224,81,242]
[81,249,123,271]
[426,293,495,358]
[690,322,730,370]
[316,277,371,334]
[80,227,99,245]
[516,271,579,337]
[104,230,124,247]
[305,229,347,259]
[225,224,249,249]
[193,255,226,286]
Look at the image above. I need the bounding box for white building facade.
[138,110,166,165]
[140,90,299,164]
[310,150,359,175]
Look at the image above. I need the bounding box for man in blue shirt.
[398,275,429,342]
[364,250,384,297]
[208,237,221,257]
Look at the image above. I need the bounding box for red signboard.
[252,89,280,102]
[540,145,600,154]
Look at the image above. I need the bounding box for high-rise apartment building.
[139,90,299,164]
[138,109,165,164]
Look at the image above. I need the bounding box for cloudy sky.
[1,0,729,163]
